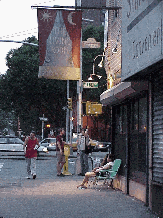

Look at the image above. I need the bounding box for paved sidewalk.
[0,175,157,218]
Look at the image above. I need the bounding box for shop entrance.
[112,94,148,201]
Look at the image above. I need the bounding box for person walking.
[56,128,66,176]
[23,131,40,179]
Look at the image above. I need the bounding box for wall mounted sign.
[122,0,163,81]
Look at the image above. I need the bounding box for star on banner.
[41,11,52,22]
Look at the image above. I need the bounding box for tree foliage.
[0,25,107,135]
[0,36,68,134]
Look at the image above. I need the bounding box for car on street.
[0,136,24,151]
[39,138,56,151]
[0,135,48,153]
[37,145,48,154]
[71,137,78,151]
[95,141,111,152]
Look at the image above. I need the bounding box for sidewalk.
[0,175,157,218]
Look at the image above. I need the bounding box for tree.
[0,36,68,134]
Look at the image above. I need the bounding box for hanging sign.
[37,9,82,80]
[82,38,101,48]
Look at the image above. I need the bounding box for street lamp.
[92,54,105,76]
[88,74,102,81]
[87,53,105,82]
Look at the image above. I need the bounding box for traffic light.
[46,124,51,128]
[86,101,92,115]
[67,98,72,110]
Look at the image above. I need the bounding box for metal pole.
[42,114,44,140]
[77,81,79,136]
[66,80,69,143]
[92,55,104,75]
[93,62,95,75]
[76,0,82,136]
[70,110,73,145]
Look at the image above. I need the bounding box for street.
[0,152,157,218]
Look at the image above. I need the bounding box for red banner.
[37,9,82,80]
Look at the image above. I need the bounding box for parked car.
[39,138,56,151]
[0,136,24,151]
[71,137,78,151]
[95,142,111,152]
[37,145,48,153]
[0,135,48,153]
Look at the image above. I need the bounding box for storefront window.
[115,105,127,134]
[122,105,127,134]
[134,101,139,131]
[139,97,147,132]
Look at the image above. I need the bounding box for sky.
[0,0,75,75]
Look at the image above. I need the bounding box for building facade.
[100,0,163,216]
[81,0,106,28]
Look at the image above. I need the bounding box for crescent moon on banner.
[68,12,76,25]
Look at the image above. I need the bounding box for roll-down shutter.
[153,72,163,184]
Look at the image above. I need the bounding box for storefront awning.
[100,81,148,106]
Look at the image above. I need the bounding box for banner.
[37,9,82,80]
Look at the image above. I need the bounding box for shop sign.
[122,0,163,81]
[82,38,101,48]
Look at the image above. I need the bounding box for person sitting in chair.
[77,154,114,189]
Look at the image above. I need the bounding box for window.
[115,105,127,134]
[139,97,147,133]
[50,138,56,143]
[0,138,7,144]
[9,138,23,144]
[134,100,139,131]
[130,97,147,133]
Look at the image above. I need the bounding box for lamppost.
[88,54,105,81]
[93,54,105,75]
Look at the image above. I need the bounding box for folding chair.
[93,159,121,189]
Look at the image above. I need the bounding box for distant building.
[82,0,106,28]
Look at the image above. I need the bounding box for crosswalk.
[0,162,4,171]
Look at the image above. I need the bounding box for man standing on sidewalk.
[78,129,90,176]
[56,128,65,176]
[23,131,40,179]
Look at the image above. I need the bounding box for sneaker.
[78,186,87,189]
[33,174,36,179]
[78,173,85,176]
[57,173,65,177]
[27,176,30,179]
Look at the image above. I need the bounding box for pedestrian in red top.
[23,131,40,179]
[56,128,65,176]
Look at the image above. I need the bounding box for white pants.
[26,157,37,176]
